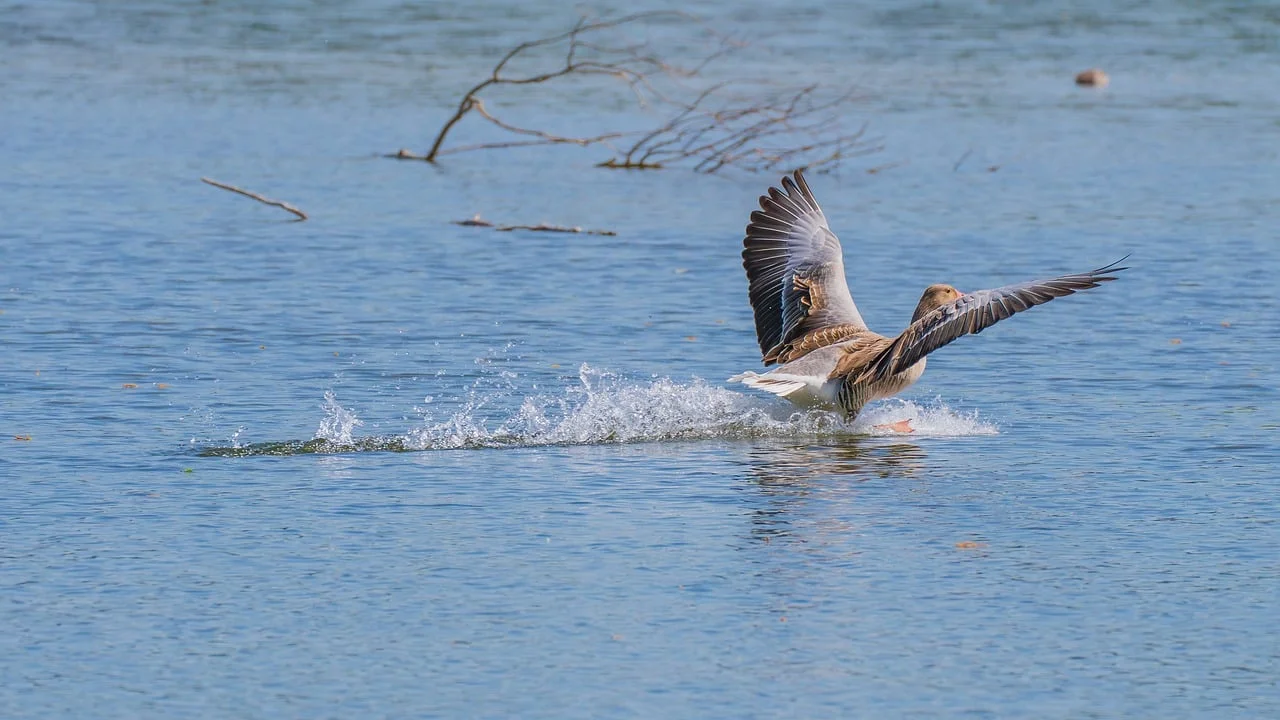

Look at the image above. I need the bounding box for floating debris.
[453,216,617,236]
[200,177,308,221]
[452,214,494,227]
[1075,68,1109,87]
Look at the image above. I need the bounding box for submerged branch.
[497,223,617,236]
[397,14,875,173]
[452,215,616,236]
[200,177,307,221]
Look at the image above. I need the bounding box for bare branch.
[401,13,877,173]
[452,215,617,236]
[496,223,617,236]
[201,177,307,221]
[608,84,873,174]
[418,11,694,163]
[466,99,626,149]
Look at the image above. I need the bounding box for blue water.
[3,2,1279,717]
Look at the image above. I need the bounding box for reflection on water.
[741,439,928,542]
[747,439,928,486]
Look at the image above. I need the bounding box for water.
[3,1,1279,717]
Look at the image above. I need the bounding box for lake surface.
[3,1,1278,717]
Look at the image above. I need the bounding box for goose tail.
[728,371,809,398]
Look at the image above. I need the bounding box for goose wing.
[858,259,1129,383]
[743,170,867,365]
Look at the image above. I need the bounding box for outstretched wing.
[858,259,1129,383]
[743,170,867,365]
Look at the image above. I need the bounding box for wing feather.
[742,170,867,364]
[858,258,1129,383]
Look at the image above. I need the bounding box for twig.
[452,216,617,236]
[596,158,664,170]
[606,83,875,174]
[435,98,628,156]
[497,223,616,236]
[200,177,307,221]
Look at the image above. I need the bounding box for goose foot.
[874,419,915,434]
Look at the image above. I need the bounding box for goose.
[729,170,1126,422]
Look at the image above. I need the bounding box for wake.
[200,364,996,457]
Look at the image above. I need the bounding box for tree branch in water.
[393,13,876,173]
[451,214,617,236]
[201,177,307,221]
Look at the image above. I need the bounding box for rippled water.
[3,1,1279,717]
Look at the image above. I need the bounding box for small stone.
[1075,68,1109,87]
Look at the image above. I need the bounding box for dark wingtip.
[769,169,809,198]
[757,177,789,211]
[790,168,812,200]
[1093,255,1131,277]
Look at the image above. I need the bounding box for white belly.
[775,377,844,408]
[730,349,926,412]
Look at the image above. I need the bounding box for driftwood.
[451,215,616,236]
[200,178,307,221]
[497,223,616,236]
[393,13,877,174]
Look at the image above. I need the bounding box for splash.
[200,364,995,457]
[315,390,363,444]
[857,397,997,438]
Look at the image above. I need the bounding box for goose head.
[911,284,963,323]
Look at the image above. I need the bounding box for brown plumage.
[730,170,1128,420]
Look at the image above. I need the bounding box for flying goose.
[729,170,1126,421]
